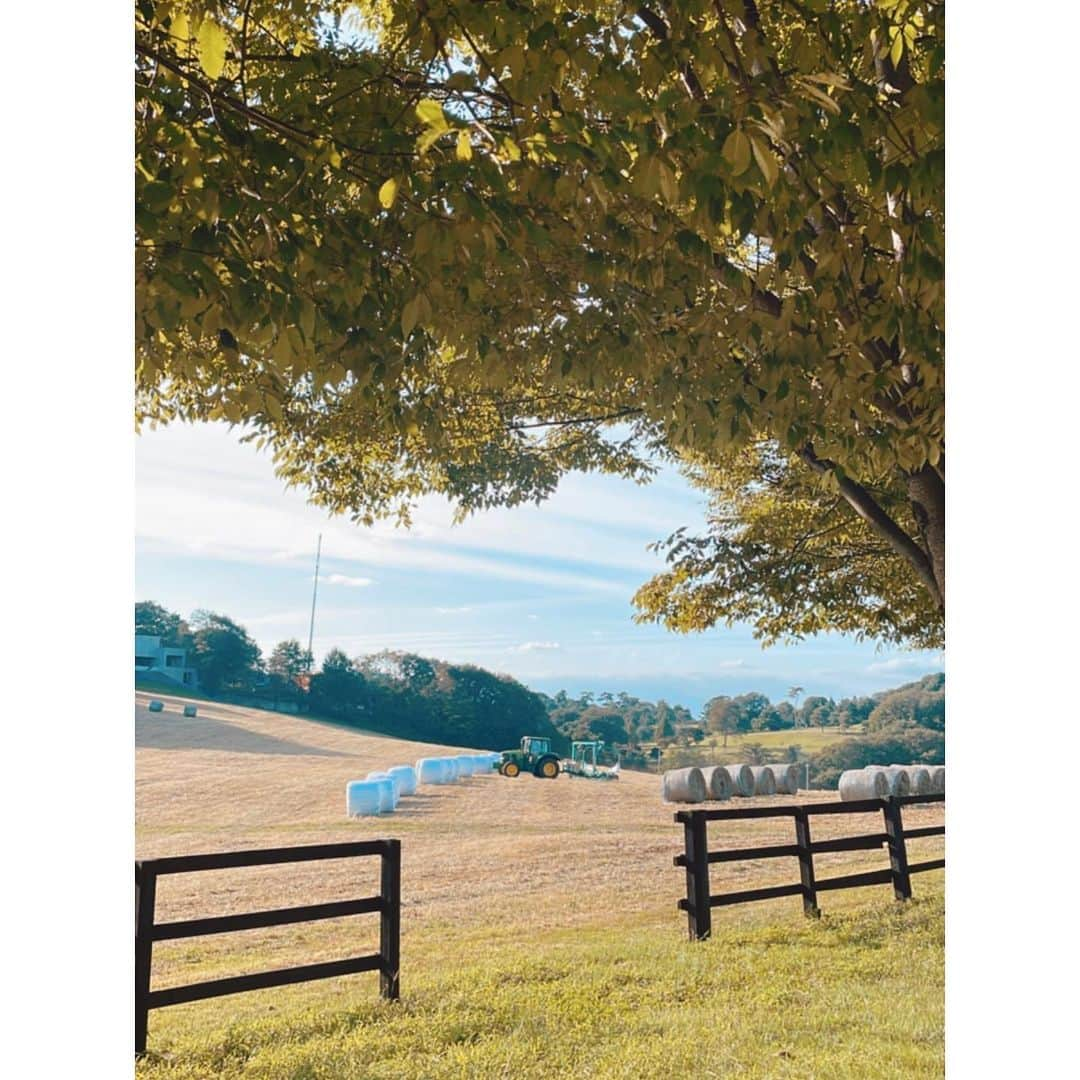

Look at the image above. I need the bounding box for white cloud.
[527,614,539,621]
[321,573,374,588]
[510,641,562,653]
[866,652,945,675]
[435,605,472,614]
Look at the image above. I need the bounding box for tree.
[741,742,769,765]
[189,610,262,693]
[135,601,190,647]
[135,2,945,641]
[653,700,675,742]
[703,696,739,747]
[267,638,313,679]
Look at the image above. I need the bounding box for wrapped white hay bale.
[930,766,945,794]
[454,754,476,777]
[148,700,164,713]
[387,765,417,797]
[770,763,800,795]
[367,771,400,806]
[443,757,460,781]
[661,767,707,804]
[867,765,911,796]
[839,769,890,800]
[368,777,395,813]
[416,757,446,785]
[346,780,383,817]
[700,765,733,801]
[749,766,777,796]
[182,704,197,718]
[724,764,756,797]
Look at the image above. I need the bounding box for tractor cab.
[497,735,560,779]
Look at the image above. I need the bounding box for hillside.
[136,693,943,1076]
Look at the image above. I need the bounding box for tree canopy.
[136,0,944,643]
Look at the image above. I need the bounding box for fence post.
[883,798,912,901]
[793,808,820,918]
[683,812,712,941]
[379,839,401,1000]
[135,862,157,1055]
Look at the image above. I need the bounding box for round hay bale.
[346,780,383,817]
[723,763,756,796]
[749,766,776,796]
[661,767,707,804]
[454,754,476,777]
[700,765,733,801]
[367,777,395,813]
[147,700,164,713]
[182,704,197,718]
[899,765,931,795]
[839,769,890,800]
[930,766,945,794]
[769,763,800,795]
[387,765,417,797]
[867,765,911,796]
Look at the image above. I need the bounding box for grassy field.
[701,725,862,756]
[136,692,944,1078]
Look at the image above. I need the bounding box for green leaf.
[196,20,227,80]
[378,177,398,209]
[456,130,473,162]
[749,135,778,187]
[401,295,421,338]
[889,27,904,68]
[722,130,751,176]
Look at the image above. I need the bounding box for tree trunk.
[907,465,946,608]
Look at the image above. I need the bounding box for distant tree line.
[135,601,560,751]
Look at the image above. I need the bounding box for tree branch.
[800,444,942,608]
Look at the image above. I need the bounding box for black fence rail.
[675,794,944,940]
[136,839,401,1054]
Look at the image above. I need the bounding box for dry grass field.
[136,692,944,1078]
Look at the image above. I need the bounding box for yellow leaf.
[456,130,473,161]
[722,129,751,176]
[378,177,398,209]
[416,99,447,130]
[171,12,190,44]
[196,20,228,80]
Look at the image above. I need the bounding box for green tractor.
[496,736,561,779]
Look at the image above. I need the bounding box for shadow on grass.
[136,713,351,758]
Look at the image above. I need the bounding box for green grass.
[137,879,943,1079]
[705,726,862,757]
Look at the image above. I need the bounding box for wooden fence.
[675,793,944,940]
[136,839,401,1055]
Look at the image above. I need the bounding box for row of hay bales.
[661,762,802,804]
[838,764,945,801]
[146,700,198,717]
[346,751,502,816]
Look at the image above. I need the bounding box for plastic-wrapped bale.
[749,766,777,796]
[892,765,932,795]
[367,771,400,807]
[367,777,395,813]
[442,758,460,781]
[148,700,164,713]
[770,763,800,795]
[867,765,911,797]
[346,780,383,817]
[930,766,945,794]
[839,769,890,801]
[454,754,476,777]
[661,767,707,804]
[699,766,733,801]
[182,704,197,718]
[387,765,417,797]
[416,758,446,785]
[469,754,489,774]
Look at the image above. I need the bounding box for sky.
[135,422,944,713]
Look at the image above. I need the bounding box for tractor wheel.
[501,761,521,778]
[537,758,560,779]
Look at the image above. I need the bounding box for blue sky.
[135,422,944,713]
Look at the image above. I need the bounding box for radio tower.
[307,533,322,673]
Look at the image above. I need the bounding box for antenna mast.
[307,533,322,671]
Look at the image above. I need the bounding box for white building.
[135,634,198,688]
